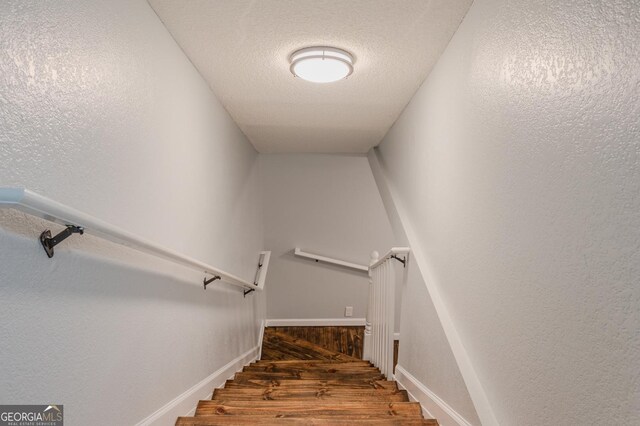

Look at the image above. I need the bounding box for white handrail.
[253,251,271,290]
[369,247,410,269]
[0,187,266,291]
[294,247,368,272]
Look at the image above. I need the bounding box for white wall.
[376,0,640,425]
[261,154,395,321]
[0,1,264,424]
[369,150,481,425]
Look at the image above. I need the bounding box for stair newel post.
[363,250,378,362]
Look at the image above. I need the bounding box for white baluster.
[372,266,376,366]
[372,266,377,367]
[379,261,387,374]
[378,261,383,376]
[383,260,389,377]
[363,251,378,362]
[386,259,398,379]
[375,265,380,368]
[380,261,387,375]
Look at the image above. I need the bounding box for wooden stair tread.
[235,371,385,380]
[248,361,374,368]
[243,366,378,374]
[212,388,409,401]
[214,386,404,395]
[195,400,423,417]
[251,359,371,365]
[224,379,398,390]
[177,416,438,425]
[249,363,372,369]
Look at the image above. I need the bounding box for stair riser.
[251,363,374,366]
[212,393,409,402]
[195,401,422,417]
[195,408,423,417]
[235,373,385,380]
[243,368,379,374]
[251,360,372,365]
[247,364,375,369]
[213,388,408,397]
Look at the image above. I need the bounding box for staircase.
[176,329,437,425]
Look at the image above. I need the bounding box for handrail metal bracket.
[243,288,255,298]
[203,275,221,290]
[40,225,84,258]
[390,255,406,267]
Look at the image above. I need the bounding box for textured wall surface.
[261,154,395,320]
[0,1,264,424]
[377,0,640,424]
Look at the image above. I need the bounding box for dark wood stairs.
[176,328,438,425]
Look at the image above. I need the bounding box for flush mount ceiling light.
[289,47,354,83]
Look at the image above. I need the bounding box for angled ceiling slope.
[149,0,472,153]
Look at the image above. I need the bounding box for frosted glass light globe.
[290,47,354,83]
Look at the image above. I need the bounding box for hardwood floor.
[267,326,364,359]
[261,329,361,362]
[176,328,437,425]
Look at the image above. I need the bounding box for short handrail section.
[0,188,268,292]
[294,247,368,272]
[254,251,271,290]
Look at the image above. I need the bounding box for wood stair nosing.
[242,366,380,374]
[213,386,407,398]
[211,388,410,402]
[249,360,372,365]
[234,371,386,381]
[223,379,399,390]
[194,400,423,417]
[176,416,438,425]
[245,363,375,370]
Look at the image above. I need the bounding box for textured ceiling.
[149,0,473,153]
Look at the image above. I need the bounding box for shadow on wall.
[0,212,261,425]
[0,208,260,302]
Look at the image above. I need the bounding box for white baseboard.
[135,345,259,426]
[395,365,473,426]
[265,318,366,327]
